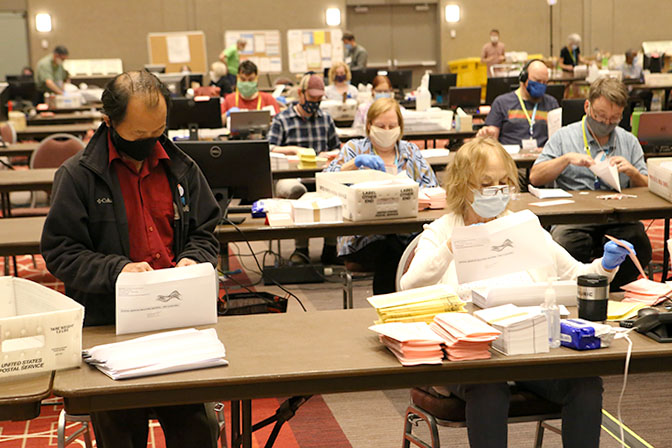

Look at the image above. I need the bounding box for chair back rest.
[0,122,16,144]
[395,234,422,291]
[31,133,85,169]
[194,86,221,97]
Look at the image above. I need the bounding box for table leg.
[663,219,670,281]
[220,243,230,272]
[242,399,252,448]
[230,400,240,448]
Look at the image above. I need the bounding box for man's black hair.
[54,45,69,56]
[101,71,171,125]
[238,60,258,76]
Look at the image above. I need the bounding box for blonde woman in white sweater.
[400,137,634,448]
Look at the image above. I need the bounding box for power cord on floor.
[615,328,634,448]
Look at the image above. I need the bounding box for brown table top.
[16,123,98,140]
[338,128,477,143]
[43,103,103,113]
[27,112,101,126]
[0,168,57,193]
[52,307,672,414]
[0,373,53,421]
[0,216,45,256]
[0,142,39,158]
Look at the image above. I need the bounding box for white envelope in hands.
[590,154,621,192]
[451,210,553,284]
[115,263,218,335]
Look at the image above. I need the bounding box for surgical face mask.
[345,43,353,51]
[490,35,499,43]
[374,91,392,100]
[301,99,321,116]
[237,80,258,98]
[111,127,159,161]
[571,44,579,51]
[470,186,511,218]
[334,74,347,83]
[369,125,400,149]
[526,80,547,98]
[587,105,619,137]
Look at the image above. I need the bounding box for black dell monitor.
[386,69,413,92]
[485,76,518,105]
[350,68,378,87]
[168,97,222,140]
[176,140,273,213]
[6,77,38,104]
[429,73,458,104]
[448,86,481,109]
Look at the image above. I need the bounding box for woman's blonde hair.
[328,61,351,84]
[444,137,519,216]
[365,97,404,140]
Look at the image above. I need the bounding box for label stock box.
[316,170,418,221]
[648,157,672,202]
[0,277,84,378]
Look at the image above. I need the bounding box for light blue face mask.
[374,92,392,100]
[470,188,510,218]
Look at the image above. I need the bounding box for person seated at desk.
[36,45,69,97]
[353,75,395,130]
[620,49,643,81]
[529,77,651,291]
[400,136,633,448]
[477,59,559,150]
[325,61,359,101]
[559,33,584,72]
[41,70,221,448]
[325,97,438,293]
[209,61,233,96]
[222,60,280,116]
[268,73,341,264]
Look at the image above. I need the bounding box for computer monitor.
[181,73,204,92]
[0,82,9,124]
[176,140,273,211]
[157,73,186,96]
[229,110,271,138]
[637,111,672,149]
[168,97,223,140]
[323,67,330,84]
[350,68,378,87]
[485,76,518,105]
[386,70,413,92]
[144,64,166,74]
[561,98,586,126]
[448,86,481,109]
[545,84,566,104]
[428,73,457,104]
[6,78,38,104]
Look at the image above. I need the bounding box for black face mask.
[110,127,160,161]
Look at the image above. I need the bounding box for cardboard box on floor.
[316,170,418,221]
[0,277,84,378]
[647,157,672,202]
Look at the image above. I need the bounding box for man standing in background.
[36,45,69,97]
[481,29,506,77]
[342,32,368,71]
[219,38,247,86]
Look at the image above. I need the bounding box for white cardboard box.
[291,194,343,224]
[316,170,418,221]
[0,277,84,378]
[647,157,672,202]
[115,263,218,335]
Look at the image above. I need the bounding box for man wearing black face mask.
[41,70,221,448]
[530,77,651,290]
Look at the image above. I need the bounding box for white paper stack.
[291,194,343,224]
[528,185,573,199]
[420,148,451,165]
[369,322,445,366]
[418,187,447,210]
[471,280,578,308]
[430,313,500,361]
[473,304,549,355]
[367,285,465,324]
[83,328,228,380]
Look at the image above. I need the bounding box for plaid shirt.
[324,137,439,256]
[268,103,340,154]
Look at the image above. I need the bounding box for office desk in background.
[0,143,39,158]
[43,103,103,114]
[27,112,101,126]
[0,373,53,421]
[16,123,99,141]
[337,128,478,146]
[52,308,672,448]
[0,168,57,217]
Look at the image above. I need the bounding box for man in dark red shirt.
[42,71,221,448]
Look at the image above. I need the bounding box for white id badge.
[521,138,538,151]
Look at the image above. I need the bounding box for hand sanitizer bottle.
[541,277,561,348]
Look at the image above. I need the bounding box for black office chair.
[561,98,586,126]
[545,84,566,104]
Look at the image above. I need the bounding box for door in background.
[0,12,30,77]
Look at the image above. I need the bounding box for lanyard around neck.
[516,89,538,136]
[235,90,262,110]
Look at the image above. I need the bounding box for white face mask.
[369,125,400,149]
[490,35,499,43]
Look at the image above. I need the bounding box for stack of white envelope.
[473,304,549,355]
[418,187,447,210]
[430,313,501,361]
[83,328,228,380]
[369,322,445,366]
[367,285,465,324]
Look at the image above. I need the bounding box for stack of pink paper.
[430,312,501,361]
[418,187,447,210]
[621,279,672,306]
[369,322,445,366]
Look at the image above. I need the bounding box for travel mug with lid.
[577,274,609,321]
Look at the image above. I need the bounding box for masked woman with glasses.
[400,137,632,448]
[324,61,358,101]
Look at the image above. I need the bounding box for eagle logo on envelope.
[451,210,553,284]
[156,290,182,302]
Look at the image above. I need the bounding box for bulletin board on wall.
[224,30,282,74]
[147,31,207,73]
[287,29,344,74]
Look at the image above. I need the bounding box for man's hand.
[176,258,197,267]
[609,156,636,176]
[564,153,595,167]
[121,262,153,273]
[476,125,499,139]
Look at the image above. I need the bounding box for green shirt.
[223,45,240,75]
[36,54,68,93]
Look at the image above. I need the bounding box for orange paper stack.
[418,187,447,210]
[430,312,501,361]
[621,279,672,306]
[369,322,445,366]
